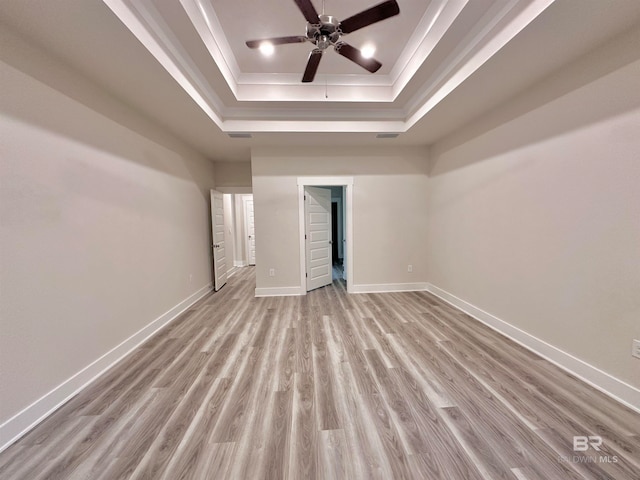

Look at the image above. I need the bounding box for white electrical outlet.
[407,265,413,273]
[632,339,640,359]
[269,268,275,277]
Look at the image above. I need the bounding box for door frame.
[331,193,345,277]
[297,176,353,294]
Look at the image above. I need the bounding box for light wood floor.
[1,267,638,479]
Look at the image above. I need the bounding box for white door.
[244,196,256,266]
[211,190,227,291]
[305,187,332,291]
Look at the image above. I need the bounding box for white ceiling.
[1,0,639,161]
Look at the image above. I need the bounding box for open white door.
[243,196,256,266]
[305,187,332,291]
[211,190,227,291]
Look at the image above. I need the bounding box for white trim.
[233,260,247,267]
[102,0,225,128]
[297,177,354,295]
[0,283,213,452]
[215,187,253,194]
[345,185,353,291]
[179,0,241,92]
[351,283,429,294]
[255,286,305,297]
[103,0,553,133]
[297,176,354,187]
[426,283,640,414]
[298,185,306,293]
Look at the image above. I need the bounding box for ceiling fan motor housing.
[306,14,341,49]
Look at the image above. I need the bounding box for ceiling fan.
[245,0,400,82]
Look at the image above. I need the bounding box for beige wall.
[427,27,640,389]
[0,30,216,436]
[214,161,252,188]
[251,147,429,292]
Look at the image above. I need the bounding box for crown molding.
[102,0,556,133]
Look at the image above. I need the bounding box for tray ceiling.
[2,0,639,161]
[102,0,555,133]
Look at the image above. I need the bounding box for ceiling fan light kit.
[246,0,400,83]
[259,42,275,56]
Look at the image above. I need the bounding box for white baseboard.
[350,282,429,294]
[0,283,213,452]
[426,283,640,414]
[255,286,305,297]
[234,260,247,267]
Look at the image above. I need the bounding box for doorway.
[331,202,339,266]
[214,191,254,285]
[297,176,353,294]
[210,190,227,291]
[243,195,256,266]
[330,186,345,281]
[304,186,333,291]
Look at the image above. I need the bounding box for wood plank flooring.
[1,267,638,479]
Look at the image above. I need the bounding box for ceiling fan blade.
[246,36,307,48]
[302,49,323,82]
[293,0,319,24]
[335,43,382,73]
[339,0,400,34]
